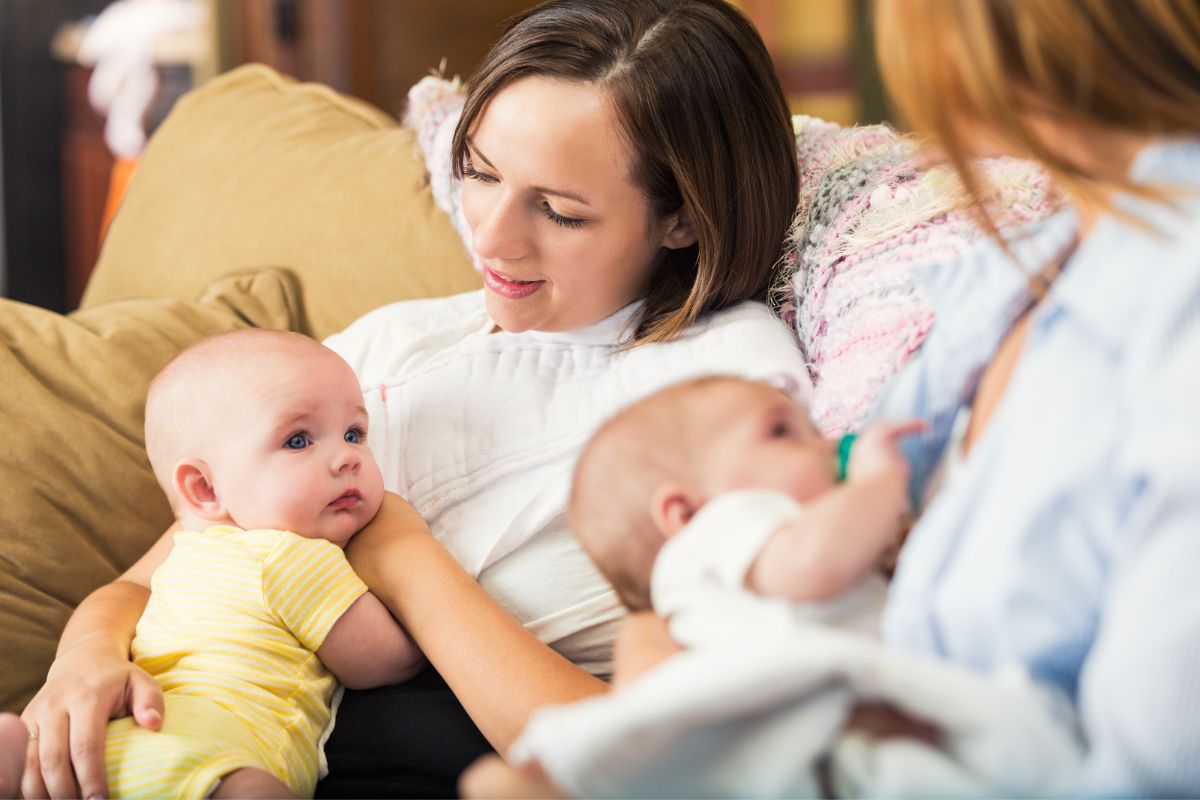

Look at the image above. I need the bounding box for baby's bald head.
[570,376,735,611]
[144,329,343,511]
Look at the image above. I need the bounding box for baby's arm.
[747,420,923,602]
[317,592,425,689]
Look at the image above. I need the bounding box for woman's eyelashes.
[463,158,588,230]
[461,160,498,184]
[541,203,586,230]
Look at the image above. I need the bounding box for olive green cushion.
[81,64,482,341]
[0,268,302,712]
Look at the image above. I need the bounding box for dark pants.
[315,668,494,798]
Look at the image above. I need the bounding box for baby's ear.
[649,482,703,539]
[173,459,226,520]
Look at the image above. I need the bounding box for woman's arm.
[345,494,608,753]
[20,524,177,800]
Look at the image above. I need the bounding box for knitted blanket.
[780,115,1060,434]
[404,77,1061,435]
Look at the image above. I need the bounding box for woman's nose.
[470,190,530,262]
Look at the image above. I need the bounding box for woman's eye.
[462,161,498,184]
[284,433,308,450]
[344,427,364,444]
[542,204,586,230]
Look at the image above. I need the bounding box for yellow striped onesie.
[104,525,367,798]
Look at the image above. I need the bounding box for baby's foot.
[0,713,28,800]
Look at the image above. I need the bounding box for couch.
[0,65,482,713]
[0,63,1057,714]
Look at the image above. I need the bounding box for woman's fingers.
[66,694,112,800]
[20,732,47,800]
[18,665,163,800]
[129,670,164,731]
[31,710,75,799]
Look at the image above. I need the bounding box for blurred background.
[0,0,885,313]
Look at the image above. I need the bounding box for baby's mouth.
[328,489,362,510]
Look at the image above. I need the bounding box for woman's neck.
[1063,130,1154,239]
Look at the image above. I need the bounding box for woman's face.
[461,76,689,333]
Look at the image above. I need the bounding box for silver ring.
[28,728,38,742]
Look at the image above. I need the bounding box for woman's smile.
[482,265,545,299]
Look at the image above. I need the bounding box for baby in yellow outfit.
[103,329,424,798]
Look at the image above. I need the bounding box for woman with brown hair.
[15,1,811,797]
[871,1,1200,793]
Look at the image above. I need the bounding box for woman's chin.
[484,293,540,334]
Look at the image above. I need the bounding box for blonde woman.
[465,1,1200,796]
[870,1,1200,794]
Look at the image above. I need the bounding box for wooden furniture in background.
[220,0,537,118]
[0,0,111,312]
[59,63,114,310]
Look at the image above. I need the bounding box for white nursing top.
[324,289,811,675]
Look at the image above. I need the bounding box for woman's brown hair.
[875,0,1200,228]
[452,0,798,345]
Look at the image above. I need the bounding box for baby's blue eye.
[285,433,308,450]
[345,428,363,444]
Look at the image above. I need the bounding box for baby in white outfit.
[570,374,921,646]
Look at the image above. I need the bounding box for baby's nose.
[332,446,361,474]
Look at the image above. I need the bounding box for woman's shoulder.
[625,300,811,391]
[685,300,796,338]
[324,289,487,386]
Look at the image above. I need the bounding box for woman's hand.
[459,755,565,799]
[17,522,174,798]
[843,702,941,747]
[21,630,164,800]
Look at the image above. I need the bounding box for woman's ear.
[173,459,226,521]
[649,481,703,539]
[660,204,698,250]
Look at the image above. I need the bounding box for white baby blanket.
[510,627,1082,798]
[512,489,1081,797]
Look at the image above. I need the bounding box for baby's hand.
[846,419,926,502]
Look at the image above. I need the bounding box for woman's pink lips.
[483,266,544,299]
[328,490,361,510]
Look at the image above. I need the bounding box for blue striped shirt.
[875,139,1200,796]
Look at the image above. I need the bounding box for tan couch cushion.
[82,64,482,341]
[0,269,303,713]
